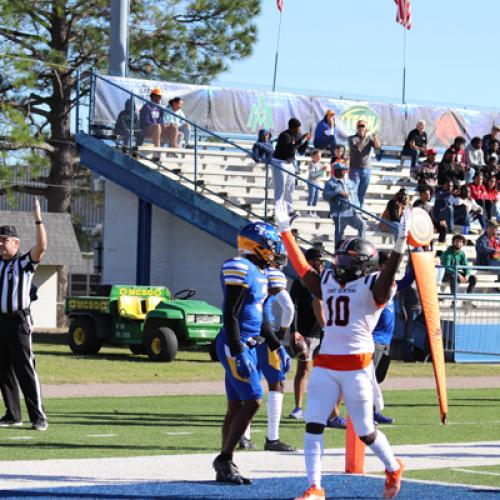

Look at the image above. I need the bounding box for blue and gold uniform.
[257,268,288,384]
[216,256,268,401]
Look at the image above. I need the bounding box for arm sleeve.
[260,318,281,351]
[396,267,415,290]
[280,231,311,278]
[223,285,248,356]
[275,290,294,328]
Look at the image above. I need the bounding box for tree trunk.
[57,266,69,328]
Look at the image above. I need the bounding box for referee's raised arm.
[30,196,47,263]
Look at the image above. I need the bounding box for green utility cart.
[64,285,222,361]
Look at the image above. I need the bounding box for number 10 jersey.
[319,270,396,356]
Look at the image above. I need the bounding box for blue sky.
[214,0,499,110]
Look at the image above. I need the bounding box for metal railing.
[76,73,398,256]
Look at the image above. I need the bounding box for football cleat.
[213,456,252,485]
[384,458,405,498]
[238,437,257,450]
[264,438,296,452]
[295,485,326,500]
[288,407,304,420]
[374,412,395,425]
[326,415,347,429]
[0,415,22,427]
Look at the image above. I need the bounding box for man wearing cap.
[323,162,365,245]
[313,110,336,154]
[348,120,381,209]
[402,120,428,169]
[0,197,48,431]
[139,88,166,151]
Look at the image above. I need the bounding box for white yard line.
[0,441,499,491]
[451,468,500,477]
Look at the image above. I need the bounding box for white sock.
[304,432,323,488]
[267,391,283,441]
[368,430,399,471]
[243,424,251,440]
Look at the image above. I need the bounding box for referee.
[0,197,48,431]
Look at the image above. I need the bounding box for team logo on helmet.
[334,238,379,283]
[237,222,282,265]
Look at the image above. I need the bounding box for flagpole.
[401,2,407,104]
[272,8,283,92]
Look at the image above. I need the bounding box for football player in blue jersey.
[213,222,285,485]
[241,242,295,452]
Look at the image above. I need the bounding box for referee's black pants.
[0,315,46,423]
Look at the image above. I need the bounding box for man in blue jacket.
[313,110,336,154]
[323,162,365,245]
[476,221,500,279]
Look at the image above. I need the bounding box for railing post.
[194,126,198,191]
[453,265,458,323]
[129,96,135,150]
[264,162,270,223]
[75,69,81,134]
[88,71,95,135]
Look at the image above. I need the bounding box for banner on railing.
[94,75,500,148]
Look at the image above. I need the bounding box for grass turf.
[405,464,500,488]
[34,343,500,384]
[1,388,499,463]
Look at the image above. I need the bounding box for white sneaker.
[288,408,304,420]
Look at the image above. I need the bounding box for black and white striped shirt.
[0,252,38,314]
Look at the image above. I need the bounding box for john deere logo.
[340,106,381,136]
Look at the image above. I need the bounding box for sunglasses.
[357,124,366,128]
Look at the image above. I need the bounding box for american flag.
[394,0,411,30]
[276,0,284,12]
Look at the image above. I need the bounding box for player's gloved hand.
[274,200,291,233]
[394,207,411,254]
[277,345,292,374]
[234,349,255,378]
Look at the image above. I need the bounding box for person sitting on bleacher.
[485,140,500,165]
[475,221,500,277]
[330,144,347,176]
[380,188,409,238]
[139,88,166,152]
[469,173,488,223]
[114,98,139,146]
[484,177,498,221]
[437,149,464,186]
[448,136,473,183]
[313,109,336,154]
[482,125,500,155]
[414,185,446,243]
[466,137,485,177]
[482,156,498,180]
[164,97,190,148]
[402,120,427,169]
[323,162,365,244]
[440,235,477,304]
[451,184,485,232]
[413,148,438,187]
[252,129,274,164]
[432,179,459,243]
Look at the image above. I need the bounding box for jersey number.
[326,296,350,327]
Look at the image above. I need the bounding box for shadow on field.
[0,442,213,452]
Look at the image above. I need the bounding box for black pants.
[373,343,391,384]
[0,315,45,423]
[442,273,477,295]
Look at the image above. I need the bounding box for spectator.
[475,221,500,274]
[432,180,458,243]
[348,120,381,208]
[452,184,485,231]
[414,148,438,187]
[307,150,327,216]
[313,110,336,153]
[448,136,472,182]
[469,173,488,220]
[466,137,485,177]
[441,235,477,302]
[380,188,409,238]
[330,144,347,176]
[482,125,500,153]
[252,129,274,164]
[483,156,498,180]
[484,177,498,220]
[114,98,139,146]
[402,120,428,168]
[437,148,464,186]
[164,97,190,148]
[323,162,365,244]
[413,185,433,216]
[139,88,166,151]
[485,139,500,164]
[272,118,311,218]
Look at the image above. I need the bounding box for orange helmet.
[150,88,162,97]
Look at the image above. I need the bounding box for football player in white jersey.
[275,201,408,500]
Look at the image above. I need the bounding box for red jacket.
[469,183,488,200]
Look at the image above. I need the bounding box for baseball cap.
[332,162,349,171]
[304,247,324,261]
[150,88,163,96]
[0,225,19,238]
[325,109,336,116]
[426,148,437,155]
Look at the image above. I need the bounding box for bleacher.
[130,138,500,295]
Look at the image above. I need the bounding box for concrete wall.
[102,181,235,306]
[32,266,58,328]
